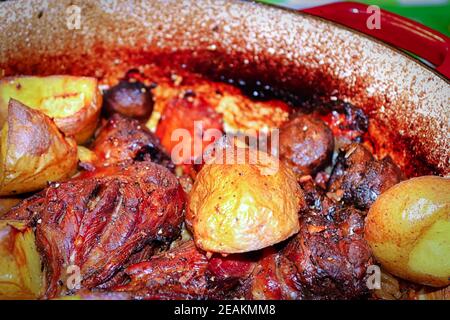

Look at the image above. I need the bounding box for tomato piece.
[156,96,223,165]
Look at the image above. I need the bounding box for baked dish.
[0,0,448,300]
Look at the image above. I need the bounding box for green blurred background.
[258,0,450,36]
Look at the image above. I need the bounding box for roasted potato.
[0,75,102,143]
[187,146,302,254]
[365,176,450,287]
[0,99,78,195]
[0,220,43,299]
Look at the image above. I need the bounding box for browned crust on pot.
[0,0,448,175]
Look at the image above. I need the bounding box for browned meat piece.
[112,241,256,299]
[94,243,159,290]
[113,241,209,299]
[207,249,258,296]
[246,248,301,300]
[103,80,153,120]
[3,161,185,299]
[279,113,334,177]
[91,114,173,170]
[280,178,372,300]
[328,143,404,210]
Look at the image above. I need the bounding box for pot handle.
[302,1,450,79]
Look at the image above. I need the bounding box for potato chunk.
[0,99,78,195]
[365,176,450,287]
[187,146,302,253]
[0,76,102,143]
[0,220,43,299]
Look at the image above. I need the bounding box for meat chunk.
[246,248,301,300]
[328,143,404,210]
[112,241,256,299]
[103,80,153,120]
[279,113,334,177]
[91,114,173,170]
[281,179,373,299]
[3,161,185,298]
[113,241,210,299]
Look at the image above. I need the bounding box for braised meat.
[328,143,404,210]
[113,241,210,299]
[3,161,185,298]
[91,114,173,170]
[108,241,299,300]
[112,241,256,299]
[246,248,301,300]
[103,80,154,120]
[281,179,373,299]
[279,113,334,177]
[246,179,372,300]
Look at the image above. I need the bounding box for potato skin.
[0,76,102,144]
[365,176,450,287]
[0,100,78,195]
[187,147,302,254]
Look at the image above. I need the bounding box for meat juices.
[328,143,404,210]
[4,161,185,298]
[279,113,334,177]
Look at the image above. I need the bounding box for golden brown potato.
[365,176,450,287]
[187,146,302,254]
[0,75,102,143]
[0,220,43,299]
[0,197,21,217]
[0,99,78,195]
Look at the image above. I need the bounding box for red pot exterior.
[302,1,450,79]
[0,0,448,175]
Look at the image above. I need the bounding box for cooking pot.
[0,0,448,176]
